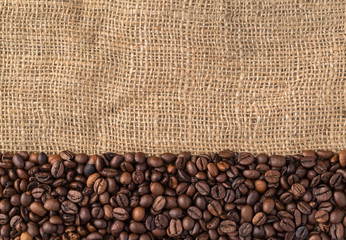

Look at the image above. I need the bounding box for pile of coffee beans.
[0,150,345,240]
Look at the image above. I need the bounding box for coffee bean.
[301,156,316,168]
[93,178,107,194]
[147,157,163,168]
[219,220,236,234]
[252,212,266,226]
[330,223,344,240]
[155,214,169,228]
[315,186,332,202]
[239,223,253,237]
[269,155,286,168]
[60,150,75,161]
[43,198,60,211]
[112,207,129,221]
[315,210,329,223]
[152,196,166,212]
[167,219,183,237]
[29,202,47,217]
[280,218,295,232]
[291,183,306,197]
[238,153,255,165]
[207,200,222,216]
[262,198,275,214]
[12,154,25,169]
[210,184,226,200]
[51,161,64,178]
[339,150,346,167]
[67,190,83,203]
[195,181,210,196]
[297,201,312,215]
[61,200,78,214]
[295,226,308,240]
[188,206,202,219]
[329,173,342,187]
[265,170,280,183]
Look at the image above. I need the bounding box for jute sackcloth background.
[0,1,345,155]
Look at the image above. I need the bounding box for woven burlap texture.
[0,1,345,155]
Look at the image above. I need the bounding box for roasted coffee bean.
[252,212,266,226]
[67,190,83,203]
[195,181,210,196]
[210,184,225,200]
[155,214,169,228]
[112,207,129,221]
[219,220,236,234]
[207,200,222,216]
[61,200,78,214]
[269,155,286,168]
[152,196,166,212]
[280,218,295,232]
[315,210,329,223]
[295,226,309,240]
[238,153,255,165]
[315,186,332,201]
[301,156,316,168]
[239,222,253,237]
[43,198,60,211]
[167,219,183,237]
[51,161,65,178]
[188,206,202,220]
[291,183,306,197]
[265,170,280,183]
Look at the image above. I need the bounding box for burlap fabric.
[0,1,345,155]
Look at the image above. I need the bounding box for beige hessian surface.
[0,1,345,155]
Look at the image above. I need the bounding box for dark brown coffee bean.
[211,184,226,200]
[195,181,210,196]
[93,178,107,194]
[339,150,346,167]
[29,202,47,217]
[207,200,222,216]
[239,222,253,237]
[280,192,293,204]
[301,156,316,168]
[315,186,332,202]
[295,226,308,240]
[67,190,83,203]
[265,170,280,183]
[280,218,295,232]
[167,219,183,237]
[196,157,208,171]
[334,191,346,208]
[51,161,64,178]
[291,183,306,197]
[330,223,344,240]
[269,155,286,168]
[188,206,202,220]
[177,194,192,209]
[132,170,144,184]
[60,150,75,161]
[329,173,342,188]
[238,153,255,165]
[252,212,266,226]
[61,200,78,214]
[297,201,311,215]
[13,154,25,169]
[152,196,166,212]
[155,214,169,228]
[112,207,129,221]
[315,210,329,223]
[147,157,163,168]
[43,198,60,211]
[219,220,236,234]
